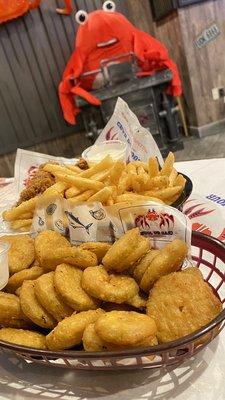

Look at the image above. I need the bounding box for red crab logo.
[23,165,39,188]
[135,209,175,230]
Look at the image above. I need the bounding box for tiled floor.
[175,133,225,162]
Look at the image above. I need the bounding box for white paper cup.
[82,140,127,166]
[0,241,10,290]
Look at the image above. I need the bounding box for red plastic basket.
[0,231,224,370]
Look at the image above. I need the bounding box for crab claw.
[70,86,101,106]
[59,79,79,125]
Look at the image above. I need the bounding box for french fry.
[136,168,149,186]
[109,161,125,184]
[64,165,82,173]
[169,169,178,187]
[118,172,131,194]
[54,173,104,192]
[165,196,180,206]
[126,163,137,175]
[148,157,159,178]
[19,212,33,220]
[42,182,68,197]
[143,186,182,200]
[130,175,142,192]
[132,161,148,172]
[116,193,164,204]
[79,156,114,178]
[68,190,94,204]
[88,186,115,204]
[3,197,37,222]
[43,164,78,177]
[17,225,32,232]
[10,219,33,230]
[143,176,169,191]
[91,169,111,182]
[174,174,186,190]
[160,152,175,176]
[106,196,114,206]
[65,187,81,199]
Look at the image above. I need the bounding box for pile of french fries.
[2,152,186,232]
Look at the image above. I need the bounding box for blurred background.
[0,0,225,176]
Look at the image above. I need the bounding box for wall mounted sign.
[195,24,220,49]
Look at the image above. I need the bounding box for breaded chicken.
[18,166,55,205]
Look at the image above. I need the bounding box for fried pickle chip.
[0,292,33,329]
[0,292,23,320]
[34,272,73,321]
[79,242,111,263]
[0,328,46,349]
[126,294,147,309]
[83,323,108,351]
[140,239,188,292]
[54,264,100,311]
[133,250,160,284]
[20,281,57,329]
[83,323,158,352]
[95,311,157,347]
[46,309,104,350]
[1,235,35,275]
[147,268,222,343]
[5,266,45,293]
[35,230,70,268]
[82,266,139,304]
[35,230,97,271]
[102,228,150,272]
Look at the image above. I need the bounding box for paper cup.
[82,140,127,166]
[0,241,10,290]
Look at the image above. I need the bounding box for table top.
[0,158,224,400]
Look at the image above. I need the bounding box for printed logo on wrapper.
[63,200,192,259]
[96,98,164,165]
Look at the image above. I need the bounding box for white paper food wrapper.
[31,198,192,255]
[14,148,78,194]
[96,98,164,165]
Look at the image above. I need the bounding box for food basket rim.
[0,231,224,360]
[171,173,193,209]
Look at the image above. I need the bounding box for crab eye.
[75,10,88,25]
[103,1,116,12]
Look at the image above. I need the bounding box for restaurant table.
[0,158,224,400]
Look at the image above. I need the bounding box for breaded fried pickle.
[20,281,57,329]
[82,266,139,304]
[79,242,111,263]
[6,266,44,293]
[46,309,104,350]
[147,268,222,343]
[35,272,73,321]
[54,265,100,311]
[102,228,150,272]
[0,328,46,349]
[140,239,188,292]
[95,311,157,347]
[1,235,35,275]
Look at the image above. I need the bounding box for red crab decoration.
[0,0,72,24]
[59,0,182,125]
